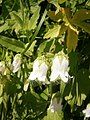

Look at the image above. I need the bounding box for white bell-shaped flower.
[50,51,70,83]
[28,58,48,82]
[12,54,21,73]
[0,61,5,74]
[83,103,90,118]
[48,97,62,112]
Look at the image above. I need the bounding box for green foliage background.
[0,0,90,119]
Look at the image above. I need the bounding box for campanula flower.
[50,51,70,82]
[28,58,48,82]
[48,97,62,112]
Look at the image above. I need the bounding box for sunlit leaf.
[0,97,3,104]
[23,80,30,91]
[47,0,60,13]
[44,25,61,39]
[12,12,23,28]
[58,0,67,4]
[0,84,3,96]
[0,22,9,33]
[38,41,47,56]
[43,110,63,120]
[0,35,25,52]
[25,40,36,56]
[26,6,40,31]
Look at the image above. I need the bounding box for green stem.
[50,82,53,97]
[60,81,66,98]
[21,9,47,55]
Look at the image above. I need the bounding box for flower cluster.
[0,51,70,83]
[28,51,70,83]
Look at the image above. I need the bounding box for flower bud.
[12,54,21,73]
[48,96,62,112]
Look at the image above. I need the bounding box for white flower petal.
[50,70,60,81]
[59,72,69,83]
[83,104,90,118]
[50,51,70,83]
[38,75,46,82]
[28,58,48,82]
[28,72,37,80]
[48,97,62,112]
[37,62,48,81]
[12,59,21,73]
[12,54,21,73]
[59,57,69,72]
[33,59,40,71]
[51,56,61,71]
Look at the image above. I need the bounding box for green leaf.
[47,0,60,13]
[0,84,3,96]
[77,69,90,95]
[0,0,2,4]
[25,40,36,56]
[72,9,90,33]
[0,35,25,53]
[0,97,3,104]
[40,88,48,100]
[48,10,63,22]
[43,110,63,120]
[12,12,23,28]
[26,6,40,31]
[69,52,78,75]
[44,25,61,39]
[59,23,68,36]
[58,0,67,4]
[66,27,78,53]
[38,41,47,56]
[0,22,9,33]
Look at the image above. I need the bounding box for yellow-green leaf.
[44,25,61,39]
[72,9,90,33]
[43,110,63,120]
[0,35,25,53]
[27,6,40,31]
[0,22,9,33]
[48,10,63,22]
[66,27,78,53]
[58,0,67,4]
[59,23,68,36]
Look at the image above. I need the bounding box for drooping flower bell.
[83,103,90,119]
[48,96,62,112]
[0,61,5,74]
[28,57,48,82]
[12,54,21,73]
[50,51,70,83]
